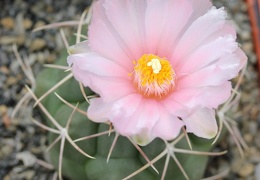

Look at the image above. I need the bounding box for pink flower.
[68,0,247,145]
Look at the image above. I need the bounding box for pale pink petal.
[168,88,201,109]
[176,35,238,74]
[109,94,143,135]
[68,52,128,78]
[162,97,191,118]
[111,97,160,145]
[177,48,247,88]
[145,0,193,57]
[183,108,217,139]
[233,47,248,70]
[112,98,158,135]
[88,76,136,102]
[198,82,232,108]
[171,20,237,66]
[130,100,160,145]
[169,0,212,45]
[152,107,184,140]
[68,52,135,102]
[154,0,213,58]
[189,0,212,20]
[88,94,141,123]
[67,40,90,55]
[89,0,134,70]
[215,48,247,79]
[110,94,143,120]
[69,58,90,87]
[201,21,237,44]
[170,81,232,110]
[134,99,160,134]
[88,94,142,124]
[103,0,146,59]
[87,98,111,123]
[172,7,228,64]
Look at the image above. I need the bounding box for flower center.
[133,54,176,100]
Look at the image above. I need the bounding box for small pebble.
[255,163,260,180]
[248,121,258,135]
[3,175,10,180]
[238,163,254,177]
[0,36,25,45]
[240,31,251,41]
[0,17,15,29]
[46,54,57,63]
[244,133,253,143]
[0,105,8,115]
[6,77,18,87]
[23,19,33,30]
[0,145,13,158]
[231,159,244,173]
[0,66,10,74]
[22,170,35,179]
[29,38,46,51]
[16,151,36,167]
[248,147,260,163]
[34,21,46,29]
[242,42,253,54]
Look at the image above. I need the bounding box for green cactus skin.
[35,46,215,180]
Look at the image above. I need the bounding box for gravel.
[0,0,259,179]
[0,0,91,179]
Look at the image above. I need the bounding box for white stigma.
[147,58,162,74]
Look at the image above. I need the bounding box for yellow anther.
[147,58,162,74]
[132,54,176,100]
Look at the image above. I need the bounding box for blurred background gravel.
[0,0,259,179]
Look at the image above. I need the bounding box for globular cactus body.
[35,48,214,180]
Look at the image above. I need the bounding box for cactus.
[34,46,223,180]
[29,1,247,179]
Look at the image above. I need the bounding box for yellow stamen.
[147,58,162,74]
[132,54,176,100]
